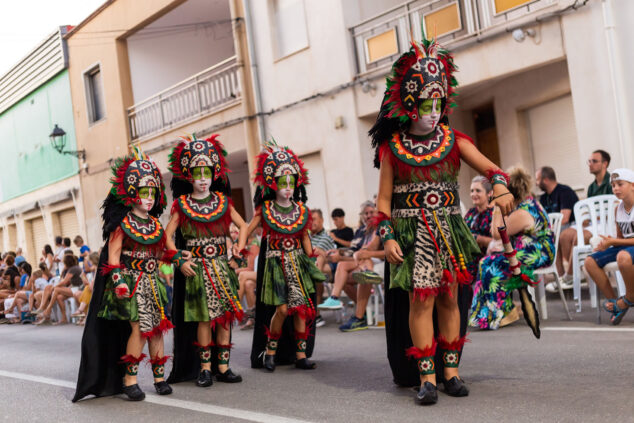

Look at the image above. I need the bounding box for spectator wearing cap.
[329,208,354,248]
[584,168,634,325]
[536,166,579,228]
[547,150,613,292]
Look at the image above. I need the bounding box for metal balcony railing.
[351,0,560,75]
[128,56,241,141]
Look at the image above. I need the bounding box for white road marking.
[542,326,634,332]
[0,369,311,423]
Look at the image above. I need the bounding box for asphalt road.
[1,294,633,423]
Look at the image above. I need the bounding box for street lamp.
[49,124,86,160]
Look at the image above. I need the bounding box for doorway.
[472,103,501,166]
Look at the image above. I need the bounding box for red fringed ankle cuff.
[119,353,147,364]
[193,341,214,348]
[437,335,469,351]
[264,326,282,340]
[149,355,171,365]
[405,340,437,359]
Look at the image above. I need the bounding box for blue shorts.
[589,245,634,268]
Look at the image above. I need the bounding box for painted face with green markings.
[133,187,156,216]
[276,174,296,203]
[411,98,442,135]
[191,166,212,196]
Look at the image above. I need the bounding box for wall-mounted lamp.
[511,28,536,42]
[49,124,86,160]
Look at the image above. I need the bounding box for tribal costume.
[370,32,512,402]
[249,142,325,369]
[166,135,243,386]
[74,147,172,402]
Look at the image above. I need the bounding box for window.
[84,65,106,123]
[272,0,308,58]
[423,3,462,38]
[494,0,535,14]
[365,28,398,64]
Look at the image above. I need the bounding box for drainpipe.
[602,0,631,167]
[243,0,266,140]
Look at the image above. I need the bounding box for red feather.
[405,340,437,359]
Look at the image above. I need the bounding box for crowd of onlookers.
[2,150,631,329]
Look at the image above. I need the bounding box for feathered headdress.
[109,146,167,211]
[381,29,458,123]
[168,134,229,183]
[254,139,308,192]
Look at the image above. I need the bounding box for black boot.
[122,384,145,401]
[263,354,276,372]
[154,381,173,395]
[443,376,469,397]
[294,358,316,370]
[196,369,213,387]
[216,368,243,383]
[416,381,438,405]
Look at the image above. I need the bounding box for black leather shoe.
[263,354,276,372]
[416,382,438,405]
[122,383,145,401]
[154,381,173,395]
[294,358,316,370]
[196,369,213,387]
[443,376,469,397]
[216,368,243,383]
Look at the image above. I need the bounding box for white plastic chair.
[365,260,385,326]
[531,213,572,320]
[571,195,619,311]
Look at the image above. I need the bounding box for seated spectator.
[40,244,54,273]
[310,209,337,324]
[536,166,578,229]
[547,150,613,292]
[52,236,64,276]
[35,254,86,325]
[464,176,494,277]
[74,236,91,272]
[0,255,20,302]
[319,201,385,331]
[329,208,354,248]
[72,252,100,324]
[4,262,33,323]
[236,231,260,330]
[29,267,51,313]
[584,169,634,325]
[470,166,555,330]
[14,248,25,266]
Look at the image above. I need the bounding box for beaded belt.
[121,254,158,274]
[186,237,227,259]
[268,238,302,252]
[392,181,459,211]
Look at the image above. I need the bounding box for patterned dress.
[259,200,324,316]
[469,197,555,330]
[381,126,480,299]
[172,192,242,327]
[464,206,493,278]
[99,213,170,338]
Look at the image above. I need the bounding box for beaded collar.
[120,213,164,245]
[177,192,228,223]
[389,124,454,167]
[262,200,308,235]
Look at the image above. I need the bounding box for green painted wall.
[0,70,78,201]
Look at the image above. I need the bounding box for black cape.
[73,243,131,402]
[167,230,228,383]
[250,241,317,368]
[384,264,473,387]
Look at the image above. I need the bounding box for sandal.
[603,299,617,313]
[610,296,633,326]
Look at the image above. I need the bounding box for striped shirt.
[310,229,336,252]
[617,201,634,238]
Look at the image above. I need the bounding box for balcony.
[127,56,241,142]
[351,0,561,75]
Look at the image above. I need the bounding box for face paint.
[411,98,442,135]
[192,166,212,195]
[276,174,296,202]
[135,187,156,214]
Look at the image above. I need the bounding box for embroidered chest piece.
[179,192,228,223]
[390,124,455,167]
[263,201,308,235]
[121,213,164,245]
